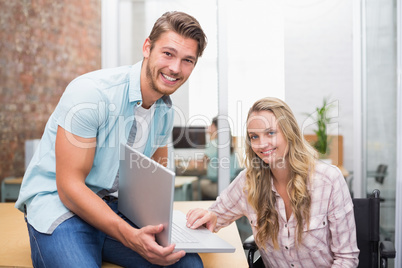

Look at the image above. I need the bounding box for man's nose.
[169,59,181,74]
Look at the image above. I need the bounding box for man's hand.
[123,223,186,266]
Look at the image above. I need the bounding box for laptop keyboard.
[171,222,198,243]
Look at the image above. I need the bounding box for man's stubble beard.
[145,62,162,95]
[144,57,185,96]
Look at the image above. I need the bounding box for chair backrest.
[353,189,380,268]
[375,164,388,184]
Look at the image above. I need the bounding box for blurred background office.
[1,0,401,266]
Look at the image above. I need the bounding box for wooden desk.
[0,201,247,268]
[0,203,31,267]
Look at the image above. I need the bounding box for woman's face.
[247,110,288,167]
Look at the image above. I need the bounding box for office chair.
[366,164,388,203]
[346,164,388,199]
[243,189,396,268]
[373,164,388,184]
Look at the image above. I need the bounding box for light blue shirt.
[15,61,174,233]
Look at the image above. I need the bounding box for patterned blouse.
[209,162,359,268]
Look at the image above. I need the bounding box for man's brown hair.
[148,11,207,58]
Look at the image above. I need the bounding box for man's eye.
[164,52,172,56]
[184,59,194,64]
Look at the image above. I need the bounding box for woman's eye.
[268,131,276,135]
[249,135,258,140]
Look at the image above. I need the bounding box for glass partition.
[364,0,397,245]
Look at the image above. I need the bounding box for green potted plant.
[307,98,333,158]
[314,98,332,154]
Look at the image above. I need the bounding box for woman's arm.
[327,168,359,267]
[187,170,249,232]
[329,208,359,267]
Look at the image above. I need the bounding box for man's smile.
[161,73,179,82]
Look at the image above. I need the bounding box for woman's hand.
[186,208,217,232]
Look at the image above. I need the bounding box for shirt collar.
[129,61,142,103]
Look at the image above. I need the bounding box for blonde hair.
[244,97,317,249]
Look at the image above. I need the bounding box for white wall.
[226,1,285,138]
[284,0,354,171]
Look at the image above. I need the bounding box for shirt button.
[285,246,288,250]
[285,224,287,228]
[323,221,326,225]
[137,101,141,105]
[291,264,294,267]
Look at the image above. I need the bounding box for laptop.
[118,143,235,253]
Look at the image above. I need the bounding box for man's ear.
[143,38,151,58]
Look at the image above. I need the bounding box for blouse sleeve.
[208,170,249,232]
[327,167,360,267]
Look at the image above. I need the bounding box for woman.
[186,97,359,267]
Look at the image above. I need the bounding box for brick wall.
[0,1,101,183]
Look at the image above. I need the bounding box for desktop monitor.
[172,126,206,149]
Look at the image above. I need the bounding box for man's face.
[142,31,199,96]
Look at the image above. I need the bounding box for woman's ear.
[143,37,151,58]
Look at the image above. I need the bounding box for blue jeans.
[27,199,203,268]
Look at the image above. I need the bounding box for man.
[15,11,207,267]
